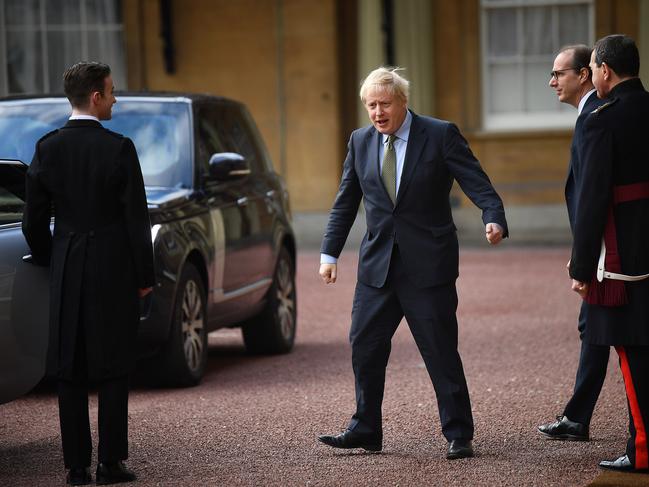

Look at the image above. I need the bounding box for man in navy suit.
[317,67,508,459]
[538,45,608,442]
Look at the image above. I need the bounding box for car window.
[215,104,266,175]
[0,187,24,225]
[0,162,26,225]
[196,105,227,177]
[0,99,193,189]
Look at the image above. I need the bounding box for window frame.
[0,0,125,96]
[480,0,594,132]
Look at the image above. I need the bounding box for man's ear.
[601,62,611,81]
[89,91,101,106]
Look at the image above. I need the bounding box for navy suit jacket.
[321,111,508,288]
[565,91,606,230]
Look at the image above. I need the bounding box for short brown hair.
[63,61,111,108]
[559,44,592,80]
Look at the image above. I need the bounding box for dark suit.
[22,119,154,468]
[322,111,507,441]
[562,91,610,426]
[570,78,649,469]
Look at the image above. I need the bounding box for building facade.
[0,0,647,211]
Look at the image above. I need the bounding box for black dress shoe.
[96,461,136,485]
[318,429,382,452]
[446,439,474,459]
[538,415,589,441]
[599,454,649,473]
[66,467,92,485]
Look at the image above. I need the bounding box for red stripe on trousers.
[616,346,649,469]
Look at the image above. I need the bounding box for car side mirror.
[207,152,251,182]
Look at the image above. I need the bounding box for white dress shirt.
[577,89,597,116]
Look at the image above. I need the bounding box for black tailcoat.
[322,111,508,288]
[570,79,649,346]
[22,119,155,380]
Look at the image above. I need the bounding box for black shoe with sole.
[318,429,382,452]
[66,467,92,486]
[96,461,136,485]
[538,415,589,441]
[446,439,474,460]
[599,454,649,473]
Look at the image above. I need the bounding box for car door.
[0,160,49,404]
[215,103,275,282]
[195,102,260,301]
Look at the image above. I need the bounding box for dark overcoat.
[22,119,155,380]
[321,110,508,289]
[569,78,649,346]
[565,91,606,230]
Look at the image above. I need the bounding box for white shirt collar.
[383,110,412,144]
[577,89,597,115]
[69,114,100,122]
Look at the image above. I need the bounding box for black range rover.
[0,93,297,396]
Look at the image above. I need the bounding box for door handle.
[237,196,249,206]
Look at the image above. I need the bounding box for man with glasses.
[538,45,608,442]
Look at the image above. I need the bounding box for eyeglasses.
[549,68,578,80]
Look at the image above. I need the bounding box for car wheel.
[242,246,296,354]
[159,262,208,386]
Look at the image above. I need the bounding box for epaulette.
[591,98,618,115]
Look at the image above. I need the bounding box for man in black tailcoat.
[22,62,154,485]
[538,45,608,441]
[570,34,649,472]
[316,67,508,459]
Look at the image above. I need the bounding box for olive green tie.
[381,134,397,204]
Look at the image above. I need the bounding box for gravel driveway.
[1,248,646,486]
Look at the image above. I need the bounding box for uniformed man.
[22,62,154,485]
[570,34,649,472]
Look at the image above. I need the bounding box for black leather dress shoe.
[538,415,589,441]
[66,467,92,485]
[318,429,382,452]
[446,439,474,459]
[96,461,136,485]
[599,454,648,473]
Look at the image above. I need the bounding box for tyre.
[242,246,296,354]
[158,262,208,386]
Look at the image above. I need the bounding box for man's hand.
[485,223,504,245]
[319,263,337,284]
[571,279,589,298]
[139,287,153,298]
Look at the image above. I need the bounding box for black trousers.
[58,327,129,469]
[563,304,610,425]
[348,246,473,441]
[615,345,649,469]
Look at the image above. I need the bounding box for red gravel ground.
[1,248,648,486]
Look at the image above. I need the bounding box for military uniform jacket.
[321,110,508,289]
[22,119,155,380]
[569,78,649,345]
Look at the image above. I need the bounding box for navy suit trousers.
[348,246,473,441]
[563,304,610,425]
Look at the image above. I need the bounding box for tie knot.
[386,134,396,148]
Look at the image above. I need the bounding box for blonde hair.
[359,67,410,103]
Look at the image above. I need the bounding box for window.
[481,0,594,131]
[0,163,25,225]
[0,0,126,95]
